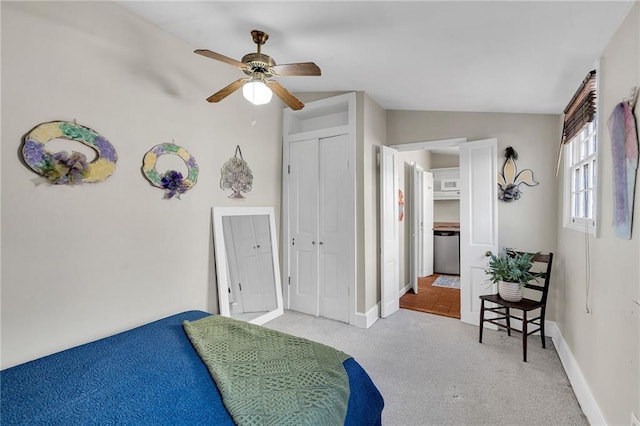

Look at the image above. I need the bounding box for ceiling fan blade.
[265,80,305,110]
[272,62,321,77]
[207,78,248,103]
[194,49,247,69]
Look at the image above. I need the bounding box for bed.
[1,310,384,425]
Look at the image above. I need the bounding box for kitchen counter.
[433,222,460,232]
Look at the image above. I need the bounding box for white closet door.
[289,138,320,316]
[318,134,350,322]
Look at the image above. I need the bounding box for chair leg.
[505,307,511,336]
[540,309,546,349]
[522,310,528,362]
[479,299,485,343]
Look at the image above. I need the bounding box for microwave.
[440,178,459,192]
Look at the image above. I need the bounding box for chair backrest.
[513,251,554,305]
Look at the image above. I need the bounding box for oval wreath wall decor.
[21,121,118,185]
[142,143,199,199]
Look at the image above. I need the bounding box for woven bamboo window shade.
[562,70,597,144]
[555,70,597,176]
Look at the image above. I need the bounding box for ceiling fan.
[195,30,321,111]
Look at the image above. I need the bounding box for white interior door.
[380,145,400,318]
[410,164,423,293]
[289,138,320,316]
[422,171,434,276]
[318,135,350,322]
[459,138,499,325]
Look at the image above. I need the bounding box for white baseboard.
[354,303,380,329]
[546,321,607,426]
[400,283,411,296]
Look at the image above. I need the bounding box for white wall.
[430,153,459,169]
[1,2,283,368]
[556,4,639,424]
[433,200,460,223]
[361,93,386,312]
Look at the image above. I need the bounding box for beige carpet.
[265,309,587,426]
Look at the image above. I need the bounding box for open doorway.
[398,146,461,319]
[380,137,499,325]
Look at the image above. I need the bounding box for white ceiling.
[119,1,634,114]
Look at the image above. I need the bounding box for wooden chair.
[478,251,553,362]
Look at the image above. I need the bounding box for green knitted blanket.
[183,315,351,426]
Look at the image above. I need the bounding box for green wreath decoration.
[21,121,117,184]
[142,143,198,199]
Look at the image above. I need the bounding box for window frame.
[562,120,598,235]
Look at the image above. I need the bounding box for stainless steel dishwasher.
[434,230,460,275]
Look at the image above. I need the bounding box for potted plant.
[485,249,538,302]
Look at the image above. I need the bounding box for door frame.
[409,163,424,294]
[422,171,434,277]
[383,138,464,315]
[386,137,498,324]
[282,93,357,325]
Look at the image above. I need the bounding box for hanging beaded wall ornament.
[142,143,199,199]
[220,145,253,199]
[21,121,117,185]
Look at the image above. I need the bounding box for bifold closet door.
[288,134,350,322]
[318,134,349,322]
[289,138,320,316]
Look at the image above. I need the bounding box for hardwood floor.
[399,274,461,319]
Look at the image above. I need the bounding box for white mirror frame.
[212,206,284,325]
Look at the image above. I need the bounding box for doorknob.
[319,241,323,245]
[312,241,315,245]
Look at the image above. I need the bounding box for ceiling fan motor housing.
[241,53,276,77]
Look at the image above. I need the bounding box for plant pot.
[498,281,523,302]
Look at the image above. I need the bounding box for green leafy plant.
[485,249,539,288]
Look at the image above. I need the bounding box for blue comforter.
[1,311,383,425]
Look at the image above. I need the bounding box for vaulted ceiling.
[120,1,634,114]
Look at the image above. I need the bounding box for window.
[564,121,597,233]
[561,70,598,235]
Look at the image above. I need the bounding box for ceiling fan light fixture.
[242,80,272,105]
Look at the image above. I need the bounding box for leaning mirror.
[212,206,283,325]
